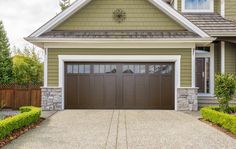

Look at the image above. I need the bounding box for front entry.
[64,62,175,109]
[196,58,210,93]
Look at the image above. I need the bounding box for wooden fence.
[0,84,42,109]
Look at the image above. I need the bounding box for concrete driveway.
[4,110,236,149]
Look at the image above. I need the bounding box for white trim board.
[43,48,48,87]
[58,55,181,111]
[221,0,225,17]
[28,0,209,38]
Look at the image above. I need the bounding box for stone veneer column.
[177,87,198,111]
[41,87,62,111]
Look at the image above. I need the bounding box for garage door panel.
[92,76,104,107]
[161,75,174,109]
[122,75,135,108]
[65,75,78,109]
[103,76,117,108]
[149,75,161,108]
[135,76,148,108]
[78,75,91,108]
[65,63,175,109]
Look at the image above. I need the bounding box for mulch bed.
[199,118,236,140]
[0,117,45,148]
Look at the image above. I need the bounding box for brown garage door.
[65,63,175,109]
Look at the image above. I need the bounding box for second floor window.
[183,0,213,12]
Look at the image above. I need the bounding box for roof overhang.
[28,0,210,39]
[217,37,236,44]
[25,37,215,49]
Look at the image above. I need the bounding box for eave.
[25,37,215,49]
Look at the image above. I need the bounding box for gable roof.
[184,13,236,37]
[29,0,210,38]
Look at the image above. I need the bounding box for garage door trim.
[58,55,181,110]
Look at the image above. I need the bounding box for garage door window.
[67,64,90,74]
[149,65,173,74]
[123,65,145,74]
[79,65,90,74]
[94,65,117,73]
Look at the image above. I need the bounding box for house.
[25,0,236,111]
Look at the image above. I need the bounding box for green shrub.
[200,106,236,134]
[215,74,236,112]
[0,106,41,139]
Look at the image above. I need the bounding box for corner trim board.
[44,48,48,87]
[221,0,225,17]
[58,55,181,111]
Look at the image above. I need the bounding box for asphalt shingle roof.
[39,30,200,39]
[184,13,236,36]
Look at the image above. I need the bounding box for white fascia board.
[148,0,210,38]
[25,37,215,43]
[29,0,91,37]
[26,38,215,48]
[25,37,214,49]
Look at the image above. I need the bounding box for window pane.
[123,65,134,73]
[123,65,145,74]
[94,65,116,74]
[79,65,85,73]
[100,65,105,73]
[149,65,161,74]
[73,65,78,73]
[111,65,117,73]
[140,65,146,73]
[185,0,210,10]
[84,65,90,73]
[105,65,116,73]
[67,65,73,74]
[160,65,173,74]
[94,65,99,73]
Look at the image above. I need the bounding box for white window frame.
[182,0,214,13]
[195,44,214,96]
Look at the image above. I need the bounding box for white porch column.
[221,41,225,74]
[44,48,48,87]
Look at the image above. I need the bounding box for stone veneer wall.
[41,87,62,110]
[177,87,198,111]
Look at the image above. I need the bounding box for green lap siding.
[214,42,221,73]
[225,42,236,74]
[225,0,236,22]
[214,0,221,14]
[47,48,192,87]
[177,0,181,11]
[55,0,184,30]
